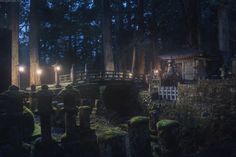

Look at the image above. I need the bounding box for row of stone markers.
[1,84,181,157]
[34,83,180,157]
[0,85,32,157]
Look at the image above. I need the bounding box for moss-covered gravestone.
[22,106,35,139]
[62,106,99,157]
[156,119,180,157]
[79,106,99,157]
[0,143,31,157]
[149,110,159,134]
[79,106,91,130]
[128,116,153,157]
[33,138,64,157]
[98,129,128,157]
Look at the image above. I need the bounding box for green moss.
[118,123,128,131]
[23,106,34,117]
[91,122,126,141]
[98,128,126,141]
[22,106,35,138]
[32,124,41,136]
[129,116,149,126]
[79,106,91,110]
[156,119,179,130]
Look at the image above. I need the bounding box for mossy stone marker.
[98,129,128,157]
[156,119,180,157]
[79,106,91,130]
[128,116,153,157]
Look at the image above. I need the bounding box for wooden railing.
[59,74,71,83]
[59,71,146,84]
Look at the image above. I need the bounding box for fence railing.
[59,71,146,84]
[59,74,71,83]
[159,86,178,101]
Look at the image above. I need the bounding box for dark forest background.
[1,0,236,73]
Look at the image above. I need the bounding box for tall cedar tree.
[102,0,115,71]
[29,0,40,85]
[182,0,201,48]
[9,2,20,86]
[218,0,230,65]
[135,0,145,74]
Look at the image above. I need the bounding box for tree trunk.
[218,2,230,66]
[182,0,201,48]
[135,0,145,74]
[29,0,40,85]
[102,0,115,71]
[114,0,123,71]
[9,2,19,86]
[150,0,160,72]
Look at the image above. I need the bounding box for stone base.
[0,143,31,157]
[98,130,128,157]
[61,127,99,157]
[33,138,64,157]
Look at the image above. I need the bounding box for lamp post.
[53,64,61,87]
[17,65,25,89]
[153,69,159,80]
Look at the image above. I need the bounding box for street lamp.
[53,64,61,87]
[55,66,61,72]
[17,65,25,89]
[18,66,25,73]
[154,69,159,75]
[36,69,42,77]
[129,72,133,79]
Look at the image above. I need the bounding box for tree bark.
[102,0,115,71]
[218,2,230,65]
[29,0,40,85]
[114,0,123,71]
[9,2,19,86]
[150,0,160,72]
[182,0,201,48]
[135,0,145,74]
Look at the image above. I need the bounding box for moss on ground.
[156,119,179,130]
[98,129,126,141]
[79,106,91,110]
[91,122,126,141]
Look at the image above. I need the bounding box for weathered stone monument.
[2,85,26,146]
[36,85,54,143]
[61,105,99,157]
[128,116,153,157]
[34,85,63,157]
[149,110,159,134]
[29,84,37,112]
[0,85,31,157]
[98,129,129,157]
[78,106,99,157]
[58,84,79,138]
[156,119,180,157]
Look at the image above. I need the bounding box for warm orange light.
[55,66,61,71]
[36,69,42,75]
[129,73,133,78]
[154,69,159,74]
